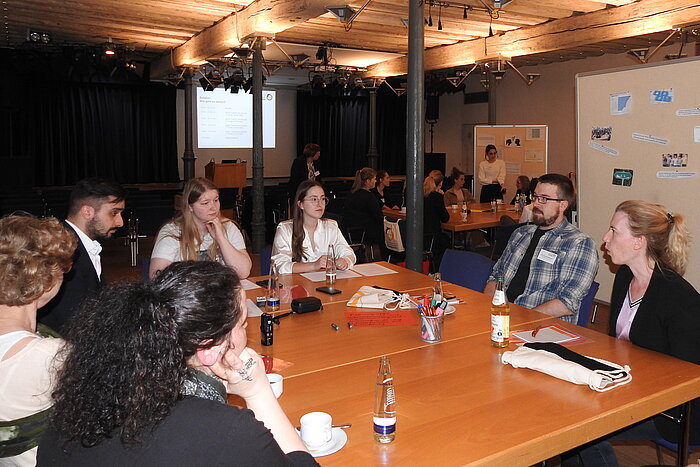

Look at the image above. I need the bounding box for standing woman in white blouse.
[478,144,506,202]
[272,181,355,274]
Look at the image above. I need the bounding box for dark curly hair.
[50,261,243,447]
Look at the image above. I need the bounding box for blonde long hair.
[171,177,230,261]
[615,200,690,275]
[423,170,443,196]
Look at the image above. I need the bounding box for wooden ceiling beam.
[151,0,330,77]
[366,0,700,77]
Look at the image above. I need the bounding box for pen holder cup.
[420,315,444,343]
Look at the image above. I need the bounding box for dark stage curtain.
[296,88,407,176]
[4,81,179,186]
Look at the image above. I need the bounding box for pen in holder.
[325,244,337,285]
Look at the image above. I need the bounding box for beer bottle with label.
[490,276,510,348]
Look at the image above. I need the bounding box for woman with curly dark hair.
[38,261,316,466]
[0,215,76,466]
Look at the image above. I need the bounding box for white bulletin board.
[473,125,548,201]
[577,56,700,302]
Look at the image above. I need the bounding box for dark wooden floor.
[101,236,693,467]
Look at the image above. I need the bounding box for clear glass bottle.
[491,198,497,212]
[266,263,280,312]
[325,244,337,285]
[490,276,510,348]
[373,355,396,443]
[461,200,468,222]
[432,272,443,303]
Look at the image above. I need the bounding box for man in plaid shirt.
[485,174,598,323]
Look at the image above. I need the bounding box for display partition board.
[577,56,700,303]
[473,125,548,202]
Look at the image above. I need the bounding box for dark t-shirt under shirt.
[506,228,547,302]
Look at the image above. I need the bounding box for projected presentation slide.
[197,88,276,148]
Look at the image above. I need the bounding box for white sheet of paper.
[351,263,398,276]
[512,327,578,344]
[300,269,362,282]
[240,279,261,290]
[246,298,263,317]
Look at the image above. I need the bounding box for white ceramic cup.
[266,373,283,398]
[300,411,333,448]
[451,204,458,211]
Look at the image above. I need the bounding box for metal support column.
[251,38,265,253]
[182,68,196,181]
[366,88,379,169]
[405,0,424,272]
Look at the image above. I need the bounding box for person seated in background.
[149,177,251,279]
[443,167,476,207]
[518,177,538,223]
[272,180,355,274]
[510,175,531,205]
[0,215,76,466]
[562,201,700,465]
[371,170,399,209]
[343,167,385,259]
[288,143,321,203]
[423,170,450,270]
[39,178,125,335]
[484,173,598,323]
[38,261,317,465]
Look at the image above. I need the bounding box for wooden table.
[238,264,700,466]
[277,321,700,466]
[383,203,520,232]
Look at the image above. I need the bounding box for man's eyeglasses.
[531,194,564,204]
[303,196,329,205]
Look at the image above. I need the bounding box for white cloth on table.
[151,220,246,262]
[271,219,356,274]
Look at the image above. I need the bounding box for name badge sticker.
[314,170,321,177]
[537,249,557,264]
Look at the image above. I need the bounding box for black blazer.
[38,222,101,336]
[609,264,700,443]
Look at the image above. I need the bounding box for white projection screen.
[196,88,276,148]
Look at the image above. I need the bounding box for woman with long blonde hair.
[272,180,355,273]
[150,177,251,279]
[566,200,700,465]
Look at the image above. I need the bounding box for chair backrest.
[491,223,526,259]
[577,280,599,327]
[259,245,272,276]
[439,249,496,292]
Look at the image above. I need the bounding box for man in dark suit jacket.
[39,178,125,335]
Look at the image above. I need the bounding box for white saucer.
[444,304,456,315]
[296,427,348,457]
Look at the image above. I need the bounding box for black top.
[609,264,700,444]
[37,397,319,467]
[343,189,383,243]
[288,157,319,199]
[506,228,547,302]
[38,221,101,335]
[370,187,388,208]
[423,191,449,235]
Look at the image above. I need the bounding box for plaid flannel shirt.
[489,220,599,323]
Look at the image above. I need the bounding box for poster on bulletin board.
[473,125,548,202]
[577,56,700,302]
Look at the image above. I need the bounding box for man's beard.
[86,217,116,241]
[532,207,559,228]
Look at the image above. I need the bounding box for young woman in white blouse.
[272,180,355,274]
[478,144,506,202]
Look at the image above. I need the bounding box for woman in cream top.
[478,144,506,202]
[272,181,355,274]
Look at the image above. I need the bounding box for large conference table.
[242,262,700,466]
[383,202,521,232]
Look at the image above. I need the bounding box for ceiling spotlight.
[231,47,253,61]
[199,69,223,91]
[526,73,540,85]
[124,61,137,71]
[290,53,310,67]
[27,29,52,44]
[480,78,490,90]
[629,48,650,63]
[242,78,252,93]
[326,5,356,25]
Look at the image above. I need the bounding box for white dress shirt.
[271,219,356,274]
[65,219,102,279]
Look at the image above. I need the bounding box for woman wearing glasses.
[478,144,506,202]
[272,180,356,274]
[149,177,251,279]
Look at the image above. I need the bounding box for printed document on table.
[512,325,579,344]
[300,270,362,282]
[351,263,398,276]
[241,279,261,290]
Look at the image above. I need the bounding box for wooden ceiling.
[5,0,700,80]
